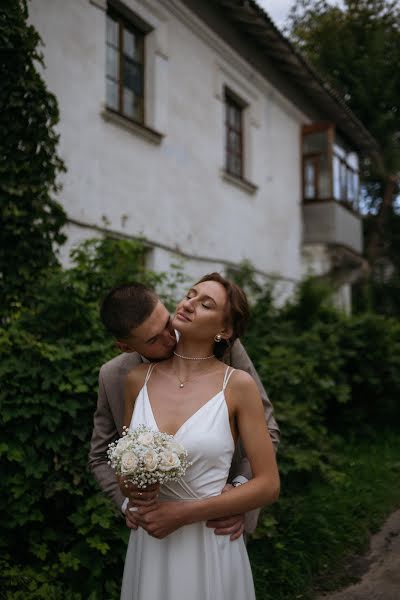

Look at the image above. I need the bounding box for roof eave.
[213,0,381,161]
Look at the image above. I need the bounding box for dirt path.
[316,509,400,600]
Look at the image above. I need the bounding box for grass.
[248,430,400,600]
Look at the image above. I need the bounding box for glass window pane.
[340,161,347,200]
[353,172,359,205]
[123,88,141,120]
[124,29,137,59]
[225,95,243,178]
[229,130,237,152]
[304,159,316,199]
[333,155,341,200]
[347,167,355,202]
[106,15,119,46]
[123,59,143,95]
[319,154,330,199]
[123,87,135,118]
[106,46,119,80]
[106,79,119,110]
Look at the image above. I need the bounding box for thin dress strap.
[144,363,156,385]
[223,366,235,390]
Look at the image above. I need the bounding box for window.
[304,156,318,199]
[225,91,244,179]
[302,124,360,211]
[106,10,145,123]
[333,148,359,209]
[302,125,331,200]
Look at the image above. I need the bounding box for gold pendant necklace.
[174,370,187,388]
[173,369,206,389]
[173,360,217,389]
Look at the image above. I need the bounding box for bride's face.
[172,280,232,342]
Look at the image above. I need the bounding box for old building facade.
[29,0,378,308]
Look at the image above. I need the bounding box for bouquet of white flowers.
[107,424,190,489]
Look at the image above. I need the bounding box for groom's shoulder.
[225,338,247,366]
[99,352,143,382]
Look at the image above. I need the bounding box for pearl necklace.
[173,351,215,361]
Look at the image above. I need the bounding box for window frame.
[224,89,245,181]
[106,6,147,125]
[302,123,360,213]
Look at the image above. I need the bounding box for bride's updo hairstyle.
[195,272,250,359]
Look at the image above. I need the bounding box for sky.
[255,0,294,29]
[256,0,344,29]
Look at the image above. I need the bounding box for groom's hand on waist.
[206,483,245,541]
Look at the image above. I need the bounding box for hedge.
[1,240,400,598]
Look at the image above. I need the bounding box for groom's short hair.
[100,283,158,339]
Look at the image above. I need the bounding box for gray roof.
[214,0,380,159]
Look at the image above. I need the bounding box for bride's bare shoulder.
[125,362,151,391]
[228,369,259,398]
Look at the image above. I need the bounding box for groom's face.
[118,301,177,360]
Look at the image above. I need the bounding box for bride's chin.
[171,316,185,331]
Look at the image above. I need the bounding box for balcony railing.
[302,200,363,254]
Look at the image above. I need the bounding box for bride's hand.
[135,501,188,539]
[118,477,160,507]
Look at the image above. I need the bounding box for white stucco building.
[29,0,379,308]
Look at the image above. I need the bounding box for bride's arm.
[136,371,280,538]
[189,371,280,518]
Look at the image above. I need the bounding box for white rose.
[143,449,158,472]
[159,450,181,471]
[137,432,155,446]
[166,441,185,457]
[115,437,131,455]
[121,451,138,474]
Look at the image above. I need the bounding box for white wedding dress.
[120,364,256,600]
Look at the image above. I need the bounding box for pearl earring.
[214,334,222,342]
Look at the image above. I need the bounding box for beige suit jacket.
[88,339,280,533]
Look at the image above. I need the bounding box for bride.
[120,272,280,600]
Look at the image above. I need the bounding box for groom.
[89,281,280,539]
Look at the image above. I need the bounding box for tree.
[286,0,400,268]
[0,0,67,319]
